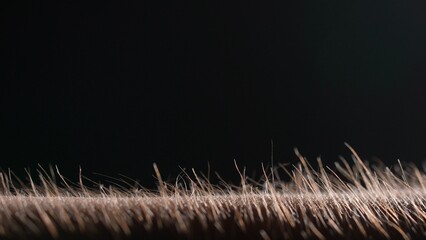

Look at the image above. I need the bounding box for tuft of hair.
[2,148,426,240]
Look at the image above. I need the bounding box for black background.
[2,1,426,187]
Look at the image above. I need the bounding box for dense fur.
[2,146,426,240]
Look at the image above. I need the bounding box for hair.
[2,145,426,240]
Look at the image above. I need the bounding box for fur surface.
[2,146,426,240]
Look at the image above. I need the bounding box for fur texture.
[2,146,426,240]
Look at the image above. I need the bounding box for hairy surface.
[2,146,426,240]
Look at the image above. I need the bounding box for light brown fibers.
[1,145,426,240]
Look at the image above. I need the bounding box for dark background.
[2,1,426,187]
